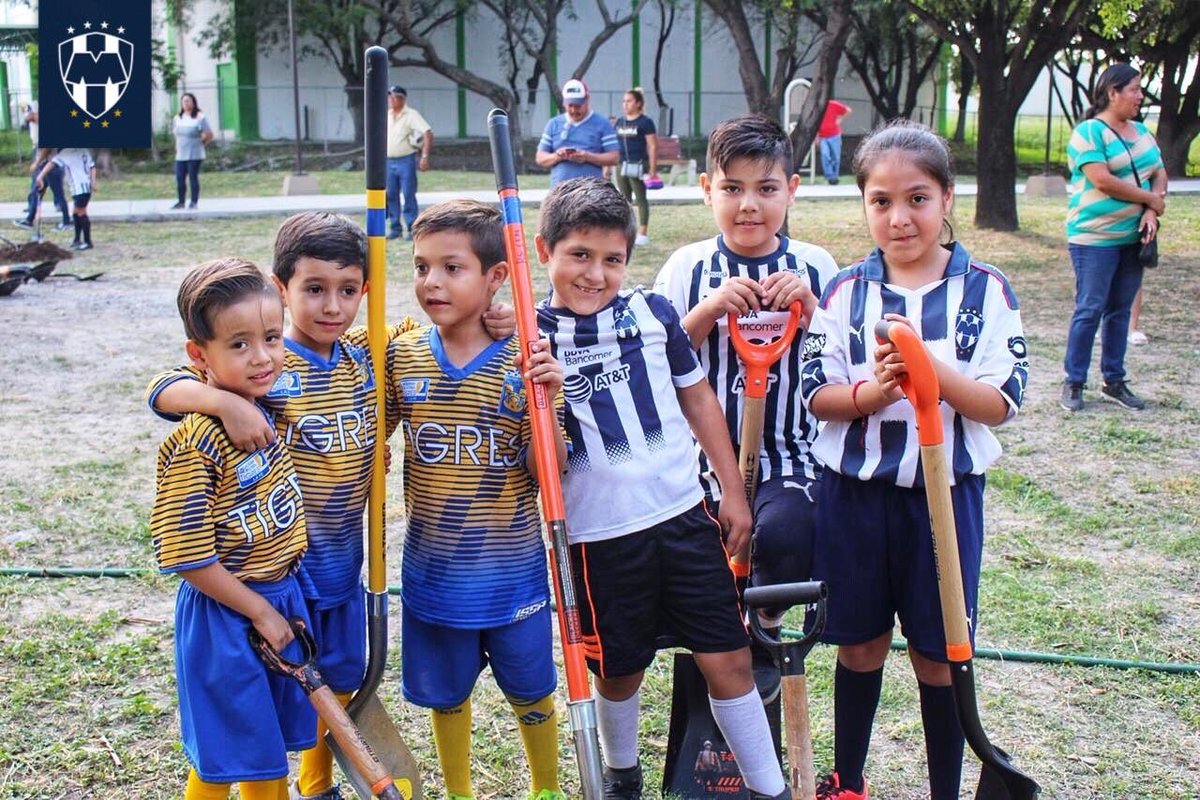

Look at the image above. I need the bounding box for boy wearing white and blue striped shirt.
[801,121,1027,800]
[653,115,838,686]
[534,178,790,800]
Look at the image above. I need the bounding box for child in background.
[146,212,515,800]
[535,177,788,800]
[387,199,567,800]
[653,113,837,698]
[150,258,313,800]
[800,121,1027,800]
[37,147,95,250]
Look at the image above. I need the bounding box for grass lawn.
[0,196,1197,798]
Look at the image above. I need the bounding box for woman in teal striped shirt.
[1061,64,1166,413]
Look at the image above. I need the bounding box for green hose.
[2,566,1196,674]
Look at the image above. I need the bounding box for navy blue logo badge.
[268,371,303,398]
[613,305,640,340]
[498,371,527,420]
[39,0,151,148]
[955,307,983,362]
[401,378,430,402]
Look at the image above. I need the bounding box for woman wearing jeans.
[1061,64,1166,412]
[172,93,214,210]
[614,88,658,246]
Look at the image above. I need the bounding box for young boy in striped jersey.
[653,113,838,697]
[534,177,788,800]
[146,212,514,800]
[151,258,314,800]
[387,199,568,800]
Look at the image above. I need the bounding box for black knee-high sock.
[834,661,884,792]
[81,215,92,244]
[71,213,81,243]
[918,681,964,800]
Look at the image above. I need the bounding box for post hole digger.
[486,108,605,799]
[874,319,1039,800]
[664,302,805,798]
[321,45,423,800]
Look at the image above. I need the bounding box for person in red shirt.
[818,99,852,185]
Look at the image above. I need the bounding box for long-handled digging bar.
[874,319,1039,800]
[743,582,827,800]
[327,44,422,800]
[486,107,605,800]
[250,619,407,800]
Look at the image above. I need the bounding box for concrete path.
[3,178,1197,223]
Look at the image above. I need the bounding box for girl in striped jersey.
[801,121,1027,800]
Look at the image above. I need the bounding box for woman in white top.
[172,93,214,210]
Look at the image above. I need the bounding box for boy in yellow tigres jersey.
[385,200,568,800]
[147,212,514,800]
[151,258,313,800]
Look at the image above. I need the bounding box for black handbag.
[1098,119,1159,268]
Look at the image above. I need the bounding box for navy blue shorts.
[401,603,556,709]
[572,502,749,679]
[306,585,366,693]
[748,475,818,616]
[812,471,985,662]
[175,576,317,783]
[72,192,90,209]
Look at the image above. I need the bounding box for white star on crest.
[117,26,125,34]
[100,21,109,29]
[66,26,75,33]
[83,21,92,29]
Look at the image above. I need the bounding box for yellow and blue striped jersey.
[151,410,307,582]
[386,328,550,628]
[146,320,417,607]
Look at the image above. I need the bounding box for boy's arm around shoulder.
[146,365,275,451]
[675,379,751,557]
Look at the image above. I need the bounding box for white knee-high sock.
[710,688,786,796]
[595,690,640,769]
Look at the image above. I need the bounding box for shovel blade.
[328,691,422,800]
[974,748,1040,800]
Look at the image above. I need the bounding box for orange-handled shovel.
[874,320,1039,800]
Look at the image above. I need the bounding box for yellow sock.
[297,689,354,796]
[184,769,229,800]
[431,700,474,798]
[510,694,560,793]
[239,777,288,800]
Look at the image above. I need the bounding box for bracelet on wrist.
[850,379,869,417]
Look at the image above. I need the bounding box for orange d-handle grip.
[727,301,803,400]
[873,320,942,447]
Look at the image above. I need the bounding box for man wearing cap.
[536,79,619,186]
[386,85,433,240]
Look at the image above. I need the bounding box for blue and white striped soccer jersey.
[653,235,838,500]
[385,329,550,628]
[53,148,95,196]
[537,288,707,542]
[801,242,1027,488]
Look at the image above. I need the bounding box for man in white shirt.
[386,86,433,240]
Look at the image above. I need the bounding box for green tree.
[905,0,1093,230]
[841,0,943,123]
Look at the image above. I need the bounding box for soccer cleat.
[1101,380,1145,410]
[603,761,643,800]
[816,771,869,799]
[12,219,33,229]
[289,782,343,800]
[1060,381,1084,412]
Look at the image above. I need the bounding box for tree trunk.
[345,84,365,146]
[788,0,852,169]
[1155,116,1198,178]
[973,67,1018,231]
[952,54,973,143]
[703,0,771,115]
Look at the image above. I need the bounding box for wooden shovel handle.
[782,674,815,800]
[311,685,405,800]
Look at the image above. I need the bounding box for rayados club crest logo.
[58,21,133,121]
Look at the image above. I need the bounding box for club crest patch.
[235,451,271,489]
[346,344,375,391]
[59,30,133,120]
[801,332,826,361]
[498,371,527,419]
[401,378,430,402]
[955,307,983,361]
[613,304,641,339]
[268,371,302,398]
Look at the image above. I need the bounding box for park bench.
[657,135,697,186]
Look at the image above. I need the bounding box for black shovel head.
[663,653,782,798]
[953,661,1040,800]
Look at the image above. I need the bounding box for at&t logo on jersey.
[498,371,527,420]
[562,364,631,404]
[235,451,271,488]
[401,377,430,402]
[268,371,303,398]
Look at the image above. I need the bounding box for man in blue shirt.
[536,79,619,186]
